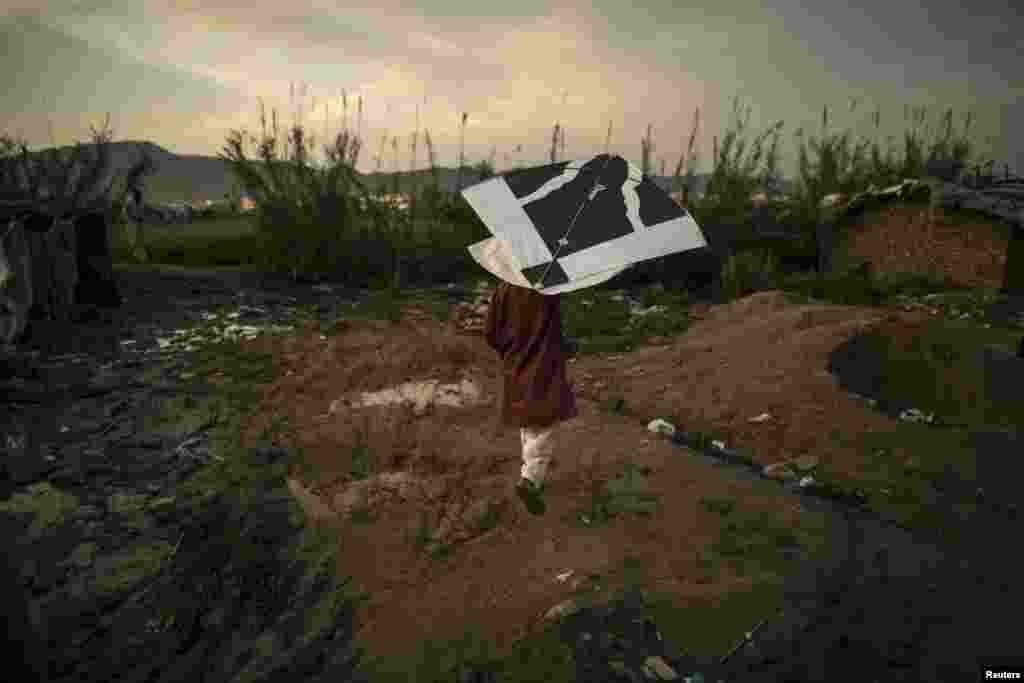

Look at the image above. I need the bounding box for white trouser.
[520,425,556,486]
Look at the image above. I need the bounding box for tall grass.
[322,89,988,294]
[641,123,654,176]
[216,85,492,289]
[7,86,995,298]
[669,97,991,300]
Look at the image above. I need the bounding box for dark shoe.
[516,477,546,516]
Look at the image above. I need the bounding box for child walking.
[485,279,577,515]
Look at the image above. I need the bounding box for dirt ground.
[4,196,1020,680]
[233,288,936,668]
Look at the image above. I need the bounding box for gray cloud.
[1,0,1019,175]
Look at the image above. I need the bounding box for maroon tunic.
[485,280,578,429]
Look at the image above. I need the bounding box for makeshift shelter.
[1,197,121,345]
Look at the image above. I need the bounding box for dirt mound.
[237,290,930,668]
[570,291,902,481]
[835,204,1011,289]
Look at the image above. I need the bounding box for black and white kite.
[463,153,707,294]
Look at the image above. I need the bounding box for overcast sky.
[2,0,1021,177]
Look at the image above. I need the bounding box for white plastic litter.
[331,379,485,415]
[647,418,677,436]
[898,408,935,424]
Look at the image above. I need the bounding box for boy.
[485,279,577,515]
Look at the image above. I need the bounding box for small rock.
[543,598,581,621]
[643,655,680,680]
[748,412,772,423]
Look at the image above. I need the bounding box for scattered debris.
[543,598,582,621]
[643,655,681,680]
[647,418,677,436]
[555,569,575,583]
[329,378,485,416]
[763,462,799,481]
[898,407,936,424]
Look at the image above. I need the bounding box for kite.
[463,153,708,294]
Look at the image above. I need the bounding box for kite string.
[535,154,614,289]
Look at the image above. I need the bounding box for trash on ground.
[648,418,677,436]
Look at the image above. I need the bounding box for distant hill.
[15,140,800,202]
[13,140,237,203]
[61,140,237,202]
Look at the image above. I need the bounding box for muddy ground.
[2,267,371,683]
[2,261,1024,682]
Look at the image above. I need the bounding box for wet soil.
[1,267,372,683]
